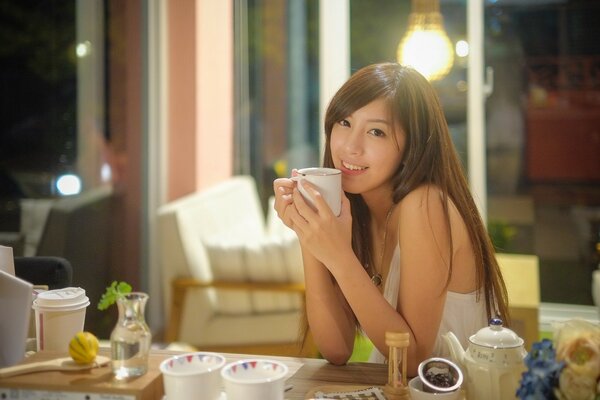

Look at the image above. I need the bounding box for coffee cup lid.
[33,287,89,310]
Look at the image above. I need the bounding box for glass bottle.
[110,292,152,379]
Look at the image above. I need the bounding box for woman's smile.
[340,160,368,174]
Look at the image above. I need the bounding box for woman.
[273,63,509,375]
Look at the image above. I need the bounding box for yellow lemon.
[69,331,99,364]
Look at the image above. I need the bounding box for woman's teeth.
[343,161,367,171]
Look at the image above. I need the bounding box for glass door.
[347,0,600,328]
[483,1,600,315]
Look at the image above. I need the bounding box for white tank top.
[368,246,487,363]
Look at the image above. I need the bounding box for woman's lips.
[340,161,368,176]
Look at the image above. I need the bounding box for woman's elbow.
[322,349,351,366]
[406,345,434,377]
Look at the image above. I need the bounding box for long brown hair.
[321,63,509,325]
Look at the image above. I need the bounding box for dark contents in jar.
[424,370,453,388]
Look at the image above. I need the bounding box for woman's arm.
[273,177,357,363]
[342,187,453,374]
[287,183,415,366]
[302,247,356,365]
[395,186,454,367]
[294,184,455,375]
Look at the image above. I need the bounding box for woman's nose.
[343,131,363,155]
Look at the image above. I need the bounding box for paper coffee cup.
[32,287,90,352]
[294,167,342,216]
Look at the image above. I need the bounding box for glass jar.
[110,292,152,379]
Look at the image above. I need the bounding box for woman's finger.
[339,191,351,216]
[273,178,299,228]
[289,208,308,233]
[292,185,314,218]
[297,180,334,217]
[274,178,295,194]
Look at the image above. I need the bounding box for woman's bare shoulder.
[398,184,443,210]
[397,184,450,240]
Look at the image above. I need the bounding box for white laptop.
[0,270,33,368]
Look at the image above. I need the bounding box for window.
[234,0,321,206]
[0,0,145,339]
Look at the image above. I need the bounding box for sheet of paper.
[313,386,386,400]
[282,359,303,380]
[0,245,15,275]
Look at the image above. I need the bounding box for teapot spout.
[442,332,466,369]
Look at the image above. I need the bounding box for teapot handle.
[442,332,465,365]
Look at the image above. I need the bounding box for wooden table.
[229,352,389,399]
[0,349,389,399]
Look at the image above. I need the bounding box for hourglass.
[383,331,410,400]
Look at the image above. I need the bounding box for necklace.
[370,203,396,287]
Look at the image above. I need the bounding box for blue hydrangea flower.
[516,339,565,400]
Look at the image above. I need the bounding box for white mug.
[293,167,342,216]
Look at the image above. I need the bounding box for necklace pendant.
[371,273,382,287]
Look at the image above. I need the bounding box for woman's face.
[330,98,406,198]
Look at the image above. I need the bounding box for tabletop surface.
[0,349,390,400]
[245,353,389,399]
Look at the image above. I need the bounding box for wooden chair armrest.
[173,278,305,293]
[166,278,305,343]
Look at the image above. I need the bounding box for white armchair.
[157,176,316,356]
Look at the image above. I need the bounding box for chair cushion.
[204,239,253,315]
[266,196,305,284]
[204,236,303,314]
[246,238,295,313]
[179,287,302,346]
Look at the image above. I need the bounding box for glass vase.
[110,292,152,379]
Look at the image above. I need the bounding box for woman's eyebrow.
[366,118,391,125]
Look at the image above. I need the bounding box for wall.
[167,0,233,201]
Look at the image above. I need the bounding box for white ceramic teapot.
[443,318,527,400]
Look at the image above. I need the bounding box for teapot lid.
[469,318,524,348]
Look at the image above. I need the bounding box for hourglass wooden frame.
[383,331,410,400]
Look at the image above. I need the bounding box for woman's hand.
[289,180,353,269]
[273,174,297,230]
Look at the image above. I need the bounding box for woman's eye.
[368,129,385,137]
[338,119,351,127]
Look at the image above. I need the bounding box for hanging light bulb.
[397,0,454,81]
